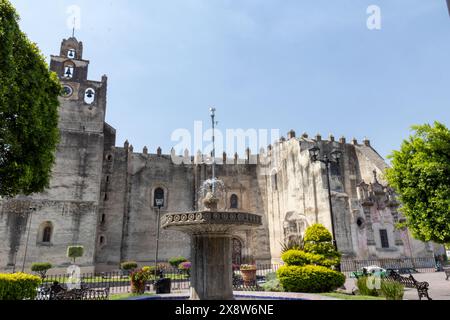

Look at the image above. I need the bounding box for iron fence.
[340,257,437,276]
[33,264,285,299]
[35,268,192,299]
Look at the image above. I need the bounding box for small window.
[379,229,389,248]
[84,88,95,104]
[64,65,74,79]
[101,214,106,224]
[272,173,278,191]
[68,49,76,59]
[357,218,364,228]
[99,236,105,245]
[230,194,238,209]
[106,176,110,183]
[104,193,108,201]
[42,226,52,243]
[154,188,165,207]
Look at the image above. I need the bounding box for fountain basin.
[163,211,262,300]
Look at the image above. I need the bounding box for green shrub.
[121,261,138,271]
[265,272,277,282]
[356,276,380,297]
[31,263,52,279]
[381,280,404,300]
[282,249,339,269]
[302,224,341,268]
[277,265,345,293]
[168,256,188,268]
[67,246,84,264]
[0,273,42,300]
[304,224,332,242]
[261,278,284,292]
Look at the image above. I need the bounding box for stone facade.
[0,38,438,273]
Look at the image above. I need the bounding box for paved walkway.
[129,290,339,300]
[344,271,450,300]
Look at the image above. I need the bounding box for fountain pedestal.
[163,211,262,300]
[191,233,233,300]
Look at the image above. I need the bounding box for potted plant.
[240,264,257,286]
[178,261,191,277]
[130,268,151,294]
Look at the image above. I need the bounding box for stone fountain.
[163,108,262,300]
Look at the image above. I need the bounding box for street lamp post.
[209,107,217,194]
[22,206,37,272]
[154,198,164,279]
[309,146,342,271]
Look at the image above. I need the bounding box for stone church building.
[0,38,438,273]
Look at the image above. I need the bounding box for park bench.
[386,270,432,301]
[38,282,110,300]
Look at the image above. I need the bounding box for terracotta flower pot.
[240,269,257,286]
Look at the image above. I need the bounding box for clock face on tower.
[61,85,73,97]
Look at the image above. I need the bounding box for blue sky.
[10,0,450,159]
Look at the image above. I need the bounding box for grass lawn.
[109,293,155,300]
[321,292,385,300]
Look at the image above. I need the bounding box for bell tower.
[49,37,107,120]
[45,37,108,202]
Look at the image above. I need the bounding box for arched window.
[43,227,52,243]
[99,236,105,246]
[63,62,75,79]
[38,222,53,244]
[68,49,76,59]
[84,88,96,104]
[154,188,165,207]
[230,194,238,209]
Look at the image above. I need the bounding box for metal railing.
[340,257,437,276]
[33,264,286,299]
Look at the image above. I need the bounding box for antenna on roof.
[72,17,76,38]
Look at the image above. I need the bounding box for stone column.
[190,233,234,300]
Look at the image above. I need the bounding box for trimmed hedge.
[31,263,52,272]
[31,263,52,279]
[281,249,338,268]
[121,261,138,271]
[277,265,345,293]
[0,273,42,300]
[67,246,84,263]
[304,224,332,242]
[168,256,188,268]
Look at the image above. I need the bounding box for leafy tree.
[385,122,450,244]
[0,0,61,197]
[67,246,84,264]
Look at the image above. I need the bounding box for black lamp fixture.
[309,146,343,271]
